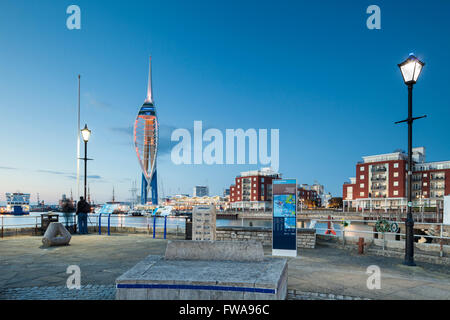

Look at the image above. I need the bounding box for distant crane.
[129,180,137,209]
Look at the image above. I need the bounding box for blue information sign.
[272,179,297,257]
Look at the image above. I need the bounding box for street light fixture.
[395,53,426,267]
[81,124,91,142]
[398,54,425,85]
[80,124,93,200]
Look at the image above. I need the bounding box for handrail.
[164,216,167,239]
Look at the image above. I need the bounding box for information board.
[272,179,297,257]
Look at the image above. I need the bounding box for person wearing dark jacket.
[76,197,90,234]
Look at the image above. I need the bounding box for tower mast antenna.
[76,75,81,199]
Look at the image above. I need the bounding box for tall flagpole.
[76,75,81,200]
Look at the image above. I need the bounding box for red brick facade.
[297,188,321,207]
[343,149,450,209]
[230,175,279,203]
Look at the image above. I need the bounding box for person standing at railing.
[76,197,90,234]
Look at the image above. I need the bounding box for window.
[423,173,428,177]
[347,186,353,193]
[360,175,365,180]
[393,172,399,178]
[393,190,399,196]
[253,184,256,187]
[237,185,240,189]
[394,162,399,168]
[360,192,365,196]
[253,190,256,194]
[261,178,264,182]
[360,183,364,188]
[253,177,256,181]
[237,191,240,194]
[393,181,399,186]
[423,182,427,186]
[424,191,428,195]
[360,166,365,171]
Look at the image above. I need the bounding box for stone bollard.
[42,222,71,247]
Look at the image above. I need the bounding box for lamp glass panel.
[81,129,91,142]
[413,63,423,82]
[400,61,415,83]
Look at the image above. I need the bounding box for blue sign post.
[272,179,297,257]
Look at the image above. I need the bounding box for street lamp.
[395,53,426,266]
[80,124,92,201]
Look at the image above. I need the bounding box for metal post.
[153,216,156,239]
[99,213,102,235]
[84,140,88,200]
[341,223,345,247]
[404,84,416,266]
[108,214,111,236]
[1,215,3,238]
[164,216,167,239]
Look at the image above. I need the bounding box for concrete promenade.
[0,234,449,300]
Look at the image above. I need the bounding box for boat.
[96,202,130,215]
[151,205,174,217]
[4,193,31,216]
[128,209,146,216]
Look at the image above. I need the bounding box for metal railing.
[1,215,42,238]
[0,214,188,239]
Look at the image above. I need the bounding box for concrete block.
[116,256,287,300]
[165,240,264,262]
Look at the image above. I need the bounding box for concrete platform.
[116,250,288,300]
[2,235,449,300]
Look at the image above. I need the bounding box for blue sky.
[0,0,449,204]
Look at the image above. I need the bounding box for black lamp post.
[80,124,92,201]
[395,53,426,266]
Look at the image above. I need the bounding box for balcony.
[371,167,387,173]
[371,177,386,182]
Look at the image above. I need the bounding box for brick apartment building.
[229,168,281,210]
[297,186,321,208]
[343,147,450,211]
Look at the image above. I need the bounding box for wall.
[216,226,316,249]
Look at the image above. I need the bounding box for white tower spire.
[145,56,153,104]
